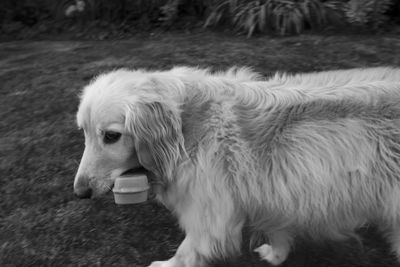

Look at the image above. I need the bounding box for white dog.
[74,66,400,267]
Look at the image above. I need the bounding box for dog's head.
[74,69,185,198]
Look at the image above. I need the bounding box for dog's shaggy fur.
[74,66,400,267]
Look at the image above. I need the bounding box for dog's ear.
[125,99,184,182]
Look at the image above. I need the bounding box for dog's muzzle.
[74,187,92,199]
[74,174,93,199]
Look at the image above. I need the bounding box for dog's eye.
[103,131,121,144]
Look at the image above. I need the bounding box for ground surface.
[1,32,400,267]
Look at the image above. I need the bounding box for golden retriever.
[74,66,400,267]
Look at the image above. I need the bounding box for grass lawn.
[1,32,400,267]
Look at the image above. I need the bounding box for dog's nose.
[74,187,92,199]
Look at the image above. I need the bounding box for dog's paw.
[148,258,183,267]
[254,244,287,266]
[148,261,169,267]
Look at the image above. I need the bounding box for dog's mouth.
[120,166,148,176]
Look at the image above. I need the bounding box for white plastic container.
[113,174,150,204]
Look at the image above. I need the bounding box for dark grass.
[1,32,400,267]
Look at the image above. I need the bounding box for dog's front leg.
[149,236,207,267]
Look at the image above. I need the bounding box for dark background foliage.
[1,0,400,39]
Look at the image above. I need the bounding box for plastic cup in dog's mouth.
[113,174,150,204]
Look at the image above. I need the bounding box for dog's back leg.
[384,225,400,262]
[254,230,293,266]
